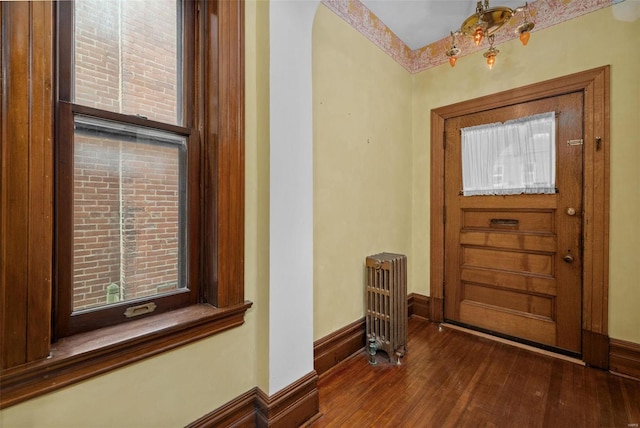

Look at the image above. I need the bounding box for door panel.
[462,209,555,233]
[462,283,554,318]
[444,92,584,354]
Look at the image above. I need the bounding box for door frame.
[429,66,610,368]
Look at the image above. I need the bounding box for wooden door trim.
[430,66,610,367]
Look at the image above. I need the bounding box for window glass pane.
[73,116,187,311]
[74,0,182,125]
[461,112,556,196]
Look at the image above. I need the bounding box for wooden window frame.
[55,0,201,337]
[0,0,249,408]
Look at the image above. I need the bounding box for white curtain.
[461,112,556,196]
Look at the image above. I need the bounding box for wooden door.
[444,92,583,354]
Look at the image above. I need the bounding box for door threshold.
[439,322,586,366]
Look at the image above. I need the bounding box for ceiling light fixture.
[445,0,535,69]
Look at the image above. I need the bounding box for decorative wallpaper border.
[321,0,623,74]
[321,0,414,70]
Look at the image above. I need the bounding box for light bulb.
[448,56,457,67]
[473,27,484,46]
[486,54,496,69]
[519,31,531,46]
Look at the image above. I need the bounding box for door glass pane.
[461,112,556,196]
[73,116,187,311]
[74,0,182,125]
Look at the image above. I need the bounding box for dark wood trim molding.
[430,297,444,323]
[0,0,54,372]
[610,338,640,381]
[204,0,246,308]
[186,387,258,428]
[188,372,320,428]
[314,319,365,377]
[583,329,610,370]
[0,302,252,409]
[430,66,611,367]
[408,293,430,319]
[255,372,320,428]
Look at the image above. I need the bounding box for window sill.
[0,301,252,409]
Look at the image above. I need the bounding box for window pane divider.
[63,102,194,137]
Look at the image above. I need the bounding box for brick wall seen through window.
[72,0,182,311]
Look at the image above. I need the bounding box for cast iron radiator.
[365,252,407,364]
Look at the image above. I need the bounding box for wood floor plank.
[606,376,634,428]
[503,349,552,427]
[464,347,524,426]
[542,359,587,427]
[311,317,640,428]
[622,377,640,426]
[596,369,619,428]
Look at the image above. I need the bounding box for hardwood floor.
[310,317,640,427]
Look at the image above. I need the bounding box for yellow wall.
[312,4,414,339]
[411,6,640,343]
[0,2,268,427]
[0,327,258,428]
[247,0,271,394]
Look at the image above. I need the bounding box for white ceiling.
[360,0,528,50]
